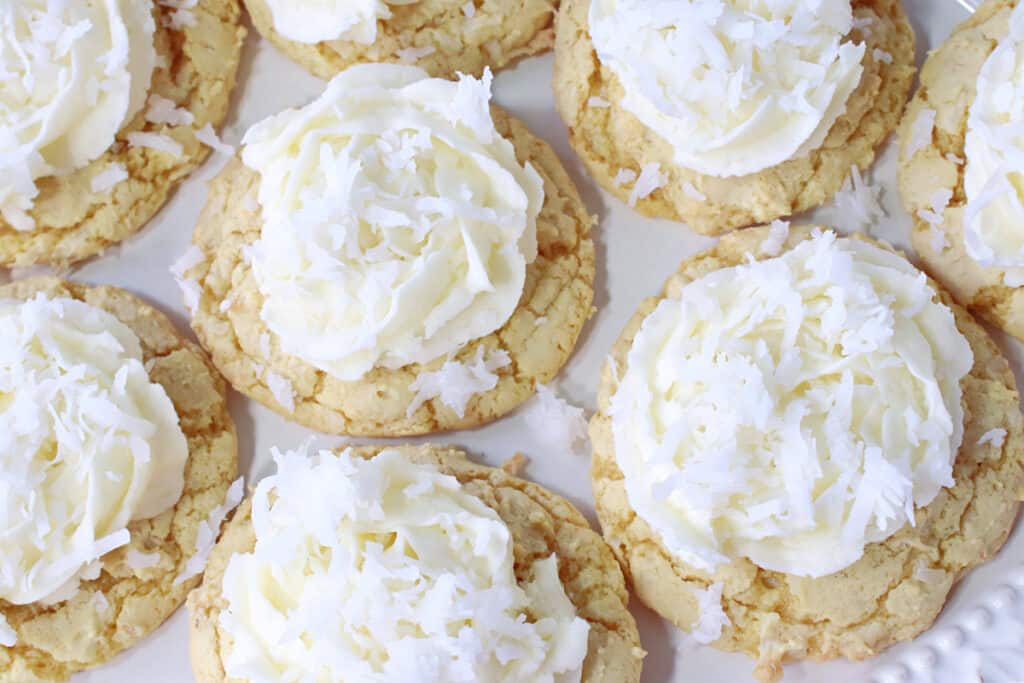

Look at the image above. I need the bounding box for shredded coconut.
[628,162,667,206]
[259,333,271,359]
[945,153,964,165]
[535,316,548,327]
[913,560,947,585]
[828,165,886,234]
[918,187,953,228]
[587,96,612,108]
[758,220,790,257]
[929,225,949,253]
[124,550,161,570]
[396,45,436,63]
[522,384,589,456]
[195,123,234,156]
[127,131,183,157]
[145,94,195,127]
[163,8,195,29]
[0,615,14,647]
[977,428,1007,448]
[872,48,893,64]
[170,246,204,314]
[690,582,730,644]
[613,168,637,187]
[265,371,296,412]
[907,108,937,158]
[406,348,510,418]
[682,181,706,201]
[219,296,234,313]
[174,477,244,586]
[91,591,110,613]
[852,15,874,33]
[90,162,129,194]
[1005,270,1024,287]
[462,2,475,17]
[242,194,259,212]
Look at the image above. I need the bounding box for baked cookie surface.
[590,225,1024,682]
[552,0,915,235]
[0,277,238,683]
[0,0,245,268]
[187,444,643,683]
[243,0,555,79]
[898,0,1024,341]
[184,108,594,437]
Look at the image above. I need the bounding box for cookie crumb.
[501,452,528,475]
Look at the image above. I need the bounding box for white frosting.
[588,0,865,177]
[0,0,156,230]
[219,447,589,682]
[609,233,972,578]
[243,64,543,381]
[0,295,188,605]
[963,2,1024,270]
[263,0,416,45]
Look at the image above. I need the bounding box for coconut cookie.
[553,0,915,235]
[243,0,555,80]
[188,444,643,683]
[0,277,239,682]
[899,0,1024,341]
[0,0,245,268]
[590,225,1024,682]
[180,63,594,436]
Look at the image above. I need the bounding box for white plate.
[45,1,1024,681]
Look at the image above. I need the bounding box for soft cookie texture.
[0,1,245,268]
[0,278,238,683]
[590,226,1024,682]
[187,444,643,683]
[552,0,915,235]
[899,0,1024,341]
[243,0,555,79]
[184,108,595,436]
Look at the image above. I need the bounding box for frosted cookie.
[188,444,642,683]
[0,278,238,682]
[0,0,245,268]
[899,0,1024,341]
[243,0,555,80]
[553,0,915,234]
[590,225,1024,682]
[180,63,595,436]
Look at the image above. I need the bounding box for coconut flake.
[242,194,259,212]
[759,220,790,257]
[1005,270,1024,287]
[906,108,936,158]
[682,181,706,201]
[259,333,271,359]
[872,48,893,64]
[195,123,234,156]
[170,246,204,314]
[91,591,110,614]
[828,165,886,234]
[0,614,14,647]
[613,168,637,188]
[928,225,949,253]
[918,188,953,229]
[913,560,947,585]
[977,428,1007,448]
[124,550,161,570]
[522,384,589,456]
[90,162,129,194]
[173,477,244,586]
[462,2,475,17]
[127,131,183,157]
[945,153,964,165]
[396,46,436,63]
[628,162,667,206]
[691,582,730,644]
[145,94,195,127]
[265,371,296,412]
[587,96,612,108]
[163,9,195,29]
[219,296,234,313]
[406,347,510,418]
[535,316,548,327]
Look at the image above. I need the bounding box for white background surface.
[38,0,1024,681]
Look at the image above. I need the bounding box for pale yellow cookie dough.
[590,225,1024,682]
[0,278,238,683]
[187,444,643,683]
[899,0,1024,341]
[243,0,555,79]
[553,0,916,235]
[183,108,595,436]
[0,1,246,268]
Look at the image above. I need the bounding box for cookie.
[0,0,245,268]
[243,0,555,80]
[0,277,238,683]
[187,444,643,683]
[590,225,1024,681]
[898,0,1024,341]
[183,106,595,437]
[552,0,915,235]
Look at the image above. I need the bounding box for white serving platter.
[28,0,1023,681]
